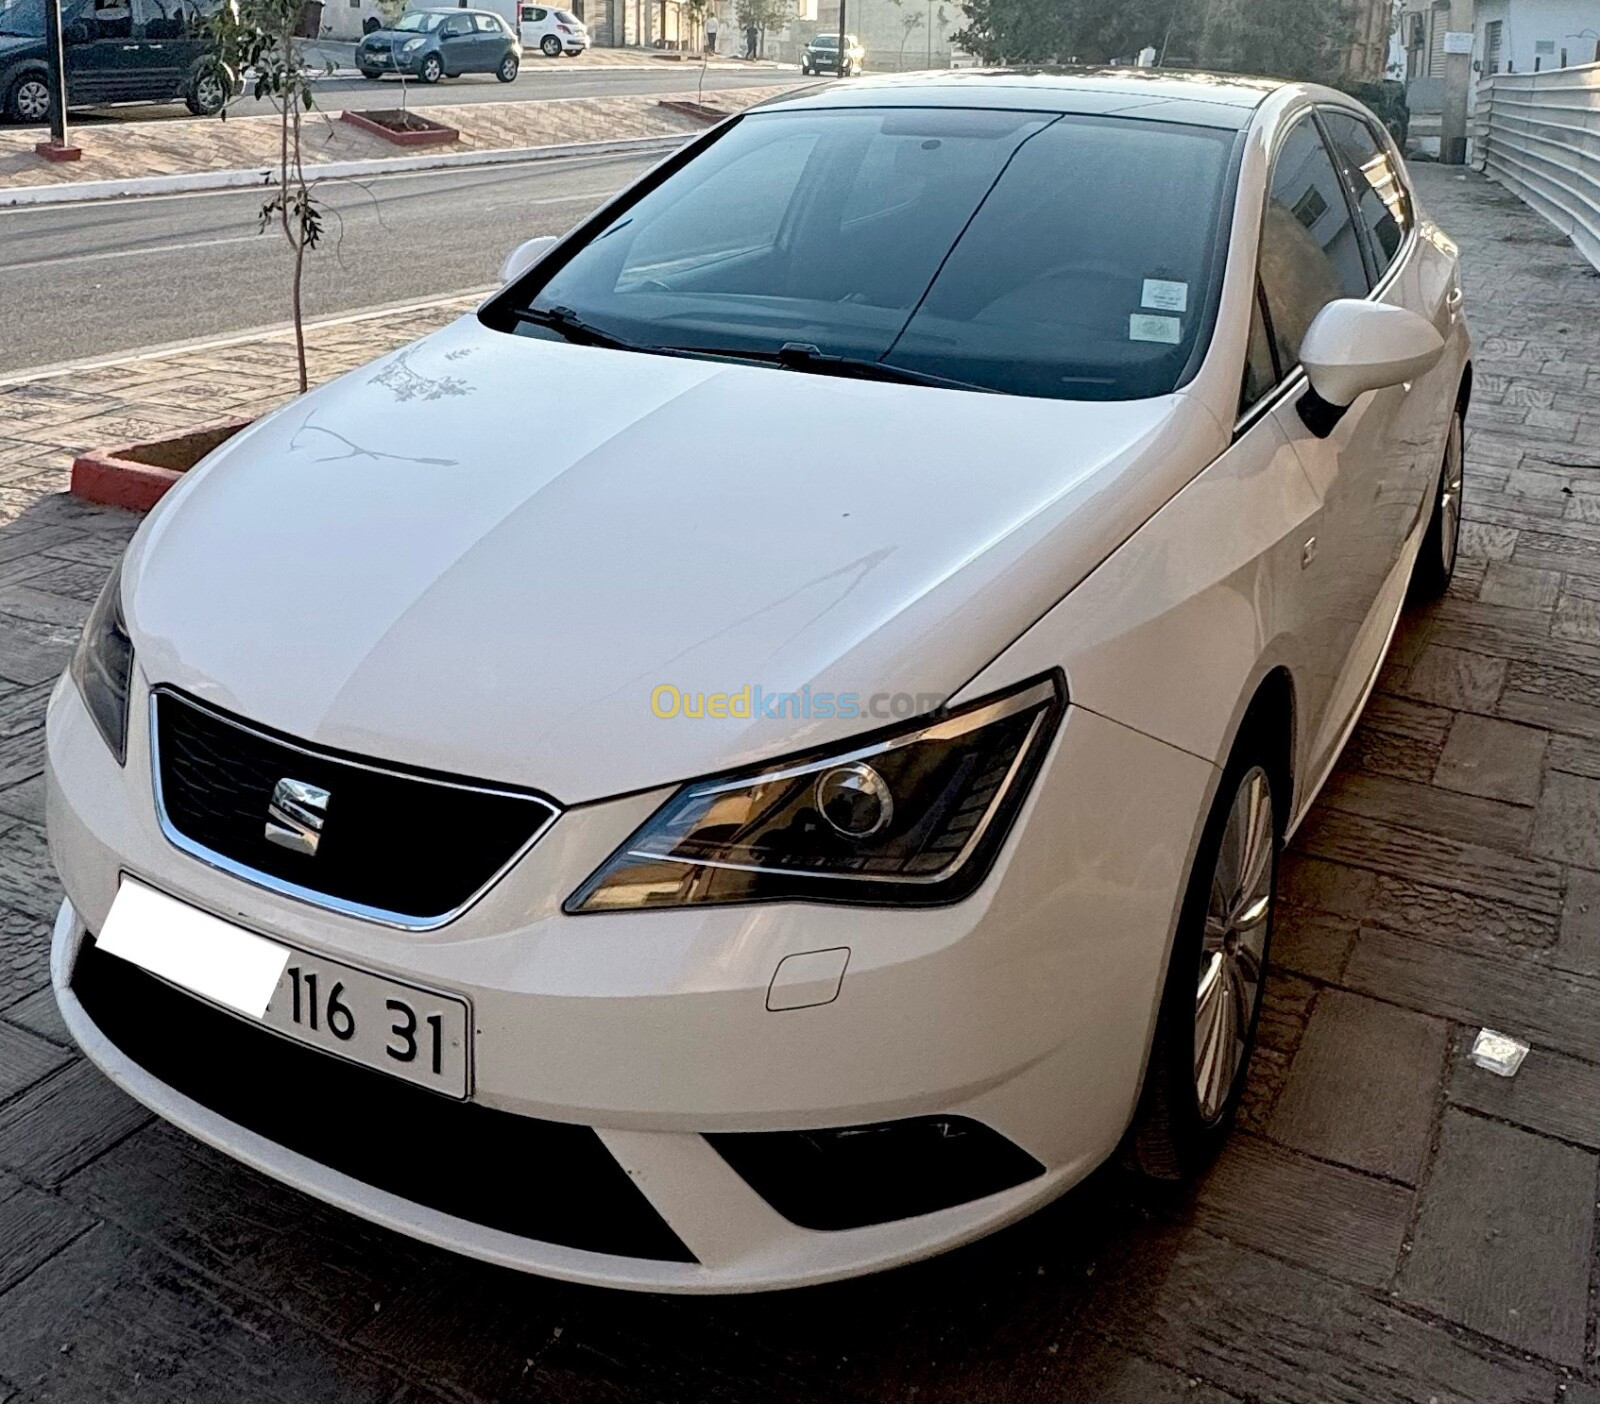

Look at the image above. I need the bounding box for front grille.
[73,937,697,1264]
[152,690,558,927]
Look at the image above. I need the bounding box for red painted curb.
[339,109,460,147]
[70,417,254,512]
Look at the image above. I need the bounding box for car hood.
[126,316,1225,802]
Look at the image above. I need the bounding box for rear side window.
[1256,114,1368,372]
[472,13,498,30]
[1319,109,1411,278]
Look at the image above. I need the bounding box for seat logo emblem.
[265,778,330,857]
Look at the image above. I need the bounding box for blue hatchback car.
[357,7,520,84]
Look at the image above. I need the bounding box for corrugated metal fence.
[1472,62,1600,271]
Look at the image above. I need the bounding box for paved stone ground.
[0,163,1596,1403]
[0,84,800,191]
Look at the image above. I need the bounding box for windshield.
[392,11,443,31]
[498,107,1238,402]
[0,0,44,36]
[555,8,578,21]
[811,34,837,45]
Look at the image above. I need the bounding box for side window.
[472,13,498,30]
[91,0,133,38]
[442,14,470,34]
[1257,115,1368,372]
[1320,110,1412,278]
[1240,282,1281,412]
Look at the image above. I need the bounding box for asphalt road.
[0,151,659,374]
[65,61,800,124]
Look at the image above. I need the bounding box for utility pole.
[836,0,845,68]
[34,0,81,163]
[1439,0,1475,164]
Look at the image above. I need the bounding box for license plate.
[98,879,471,1098]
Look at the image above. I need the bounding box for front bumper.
[46,669,1212,1291]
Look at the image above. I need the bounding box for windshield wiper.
[515,304,641,352]
[661,341,994,393]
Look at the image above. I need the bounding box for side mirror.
[1300,298,1445,408]
[498,234,557,286]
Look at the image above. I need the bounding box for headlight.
[568,674,1062,912]
[69,559,134,765]
[402,36,424,50]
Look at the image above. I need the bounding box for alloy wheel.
[1194,765,1272,1123]
[1439,412,1464,577]
[195,71,225,112]
[15,77,50,122]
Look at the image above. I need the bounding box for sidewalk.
[0,165,1594,1402]
[0,84,800,193]
[300,37,790,74]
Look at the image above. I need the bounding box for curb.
[0,132,691,208]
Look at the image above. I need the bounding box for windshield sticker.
[1141,279,1189,313]
[1129,314,1182,345]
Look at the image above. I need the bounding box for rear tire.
[360,66,383,79]
[1125,745,1278,1182]
[540,34,561,55]
[1409,404,1464,601]
[5,72,51,124]
[497,52,519,81]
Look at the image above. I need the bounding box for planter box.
[71,418,252,511]
[340,109,460,147]
[657,99,726,123]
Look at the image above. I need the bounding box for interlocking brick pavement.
[0,164,1596,1403]
[0,85,801,191]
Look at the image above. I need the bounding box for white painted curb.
[0,131,692,208]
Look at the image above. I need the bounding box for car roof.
[758,68,1299,130]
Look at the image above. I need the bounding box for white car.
[518,3,588,55]
[46,70,1468,1294]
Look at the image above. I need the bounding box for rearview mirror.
[499,235,557,286]
[1299,298,1445,409]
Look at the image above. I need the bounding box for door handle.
[1445,286,1464,313]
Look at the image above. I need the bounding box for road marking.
[0,232,262,273]
[0,288,494,387]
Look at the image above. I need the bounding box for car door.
[436,11,475,70]
[518,3,547,44]
[64,0,145,102]
[470,12,504,68]
[131,0,183,96]
[1319,107,1451,558]
[1242,109,1408,783]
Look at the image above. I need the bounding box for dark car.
[0,0,227,122]
[358,7,520,84]
[800,31,863,76]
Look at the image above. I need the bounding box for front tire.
[185,63,228,115]
[418,53,442,83]
[497,52,519,81]
[5,72,51,124]
[1410,404,1464,600]
[1126,750,1277,1181]
[540,34,561,55]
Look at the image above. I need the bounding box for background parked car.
[800,31,863,75]
[0,0,228,123]
[517,4,587,56]
[357,6,520,83]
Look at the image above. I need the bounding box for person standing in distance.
[704,10,718,53]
